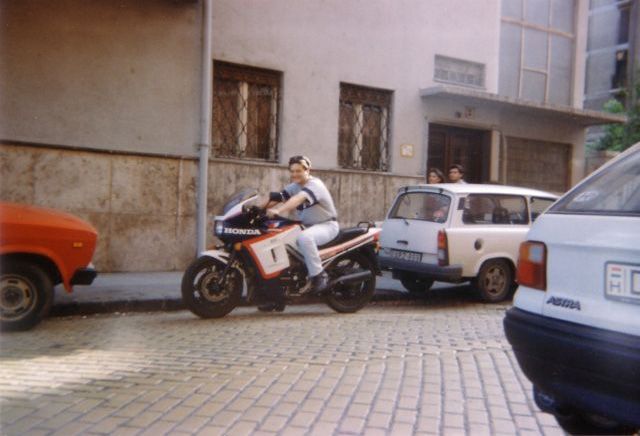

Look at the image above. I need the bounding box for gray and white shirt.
[281,177,338,226]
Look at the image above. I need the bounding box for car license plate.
[389,249,422,263]
[605,262,640,303]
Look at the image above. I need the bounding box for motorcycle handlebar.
[242,204,265,216]
[242,204,300,225]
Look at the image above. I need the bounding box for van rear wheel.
[400,277,434,293]
[474,259,513,303]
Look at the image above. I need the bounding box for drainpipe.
[197,0,213,255]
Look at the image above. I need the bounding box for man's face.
[289,163,309,184]
[448,168,462,182]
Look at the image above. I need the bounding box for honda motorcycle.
[181,188,382,318]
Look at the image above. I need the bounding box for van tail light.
[437,230,449,266]
[517,241,547,290]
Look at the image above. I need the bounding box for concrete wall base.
[1,143,422,272]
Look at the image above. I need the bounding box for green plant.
[594,79,640,152]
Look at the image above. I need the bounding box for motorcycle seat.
[318,227,368,249]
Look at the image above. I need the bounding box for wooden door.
[428,124,490,183]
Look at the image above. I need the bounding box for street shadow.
[0,335,85,361]
[161,308,335,326]
[372,282,513,310]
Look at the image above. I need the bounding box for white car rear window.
[390,192,451,223]
[551,149,640,216]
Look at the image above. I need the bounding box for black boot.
[310,271,330,294]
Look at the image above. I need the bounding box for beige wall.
[1,143,421,272]
[1,0,590,181]
[212,0,502,176]
[0,0,201,156]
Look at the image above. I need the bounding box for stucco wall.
[1,0,591,184]
[0,0,201,156]
[212,0,502,176]
[0,143,421,272]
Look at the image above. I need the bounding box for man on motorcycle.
[264,155,339,293]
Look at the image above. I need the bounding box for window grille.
[212,61,281,161]
[338,84,392,171]
[434,55,486,88]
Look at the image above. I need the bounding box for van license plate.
[389,249,422,263]
[605,262,640,303]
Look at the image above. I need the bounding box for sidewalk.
[51,271,414,317]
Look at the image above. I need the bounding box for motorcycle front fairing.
[212,189,262,244]
[204,189,303,297]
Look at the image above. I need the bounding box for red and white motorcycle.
[181,189,382,317]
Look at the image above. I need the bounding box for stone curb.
[50,289,419,317]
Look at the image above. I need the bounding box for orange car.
[0,202,98,331]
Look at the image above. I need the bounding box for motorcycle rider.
[264,155,339,293]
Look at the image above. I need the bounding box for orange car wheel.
[0,261,54,331]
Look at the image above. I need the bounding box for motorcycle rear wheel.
[325,252,376,313]
[181,256,242,319]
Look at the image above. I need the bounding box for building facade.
[585,0,639,112]
[0,0,622,272]
[584,0,639,151]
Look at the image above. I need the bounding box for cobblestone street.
[0,300,562,435]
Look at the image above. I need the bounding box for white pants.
[297,221,340,277]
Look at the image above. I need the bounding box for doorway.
[427,124,491,183]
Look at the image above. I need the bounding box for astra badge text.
[546,296,581,311]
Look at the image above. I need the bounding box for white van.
[504,143,640,434]
[379,184,557,302]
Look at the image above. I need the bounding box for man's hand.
[266,192,305,219]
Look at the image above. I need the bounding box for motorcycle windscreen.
[222,188,258,215]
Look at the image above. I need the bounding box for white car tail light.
[437,230,449,266]
[517,241,547,290]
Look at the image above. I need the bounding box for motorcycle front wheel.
[181,256,243,319]
[325,252,376,313]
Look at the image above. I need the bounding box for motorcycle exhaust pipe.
[331,270,373,286]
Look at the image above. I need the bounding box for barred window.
[213,61,281,161]
[434,55,485,88]
[338,84,392,172]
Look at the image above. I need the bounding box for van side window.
[530,197,555,221]
[462,194,528,225]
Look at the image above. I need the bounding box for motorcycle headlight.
[214,220,224,236]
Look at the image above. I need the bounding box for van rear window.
[390,192,451,223]
[550,149,640,216]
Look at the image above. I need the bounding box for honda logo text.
[223,228,261,235]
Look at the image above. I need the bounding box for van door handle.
[397,240,409,245]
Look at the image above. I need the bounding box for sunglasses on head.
[288,155,310,169]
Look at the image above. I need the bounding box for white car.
[379,183,558,302]
[504,143,640,434]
